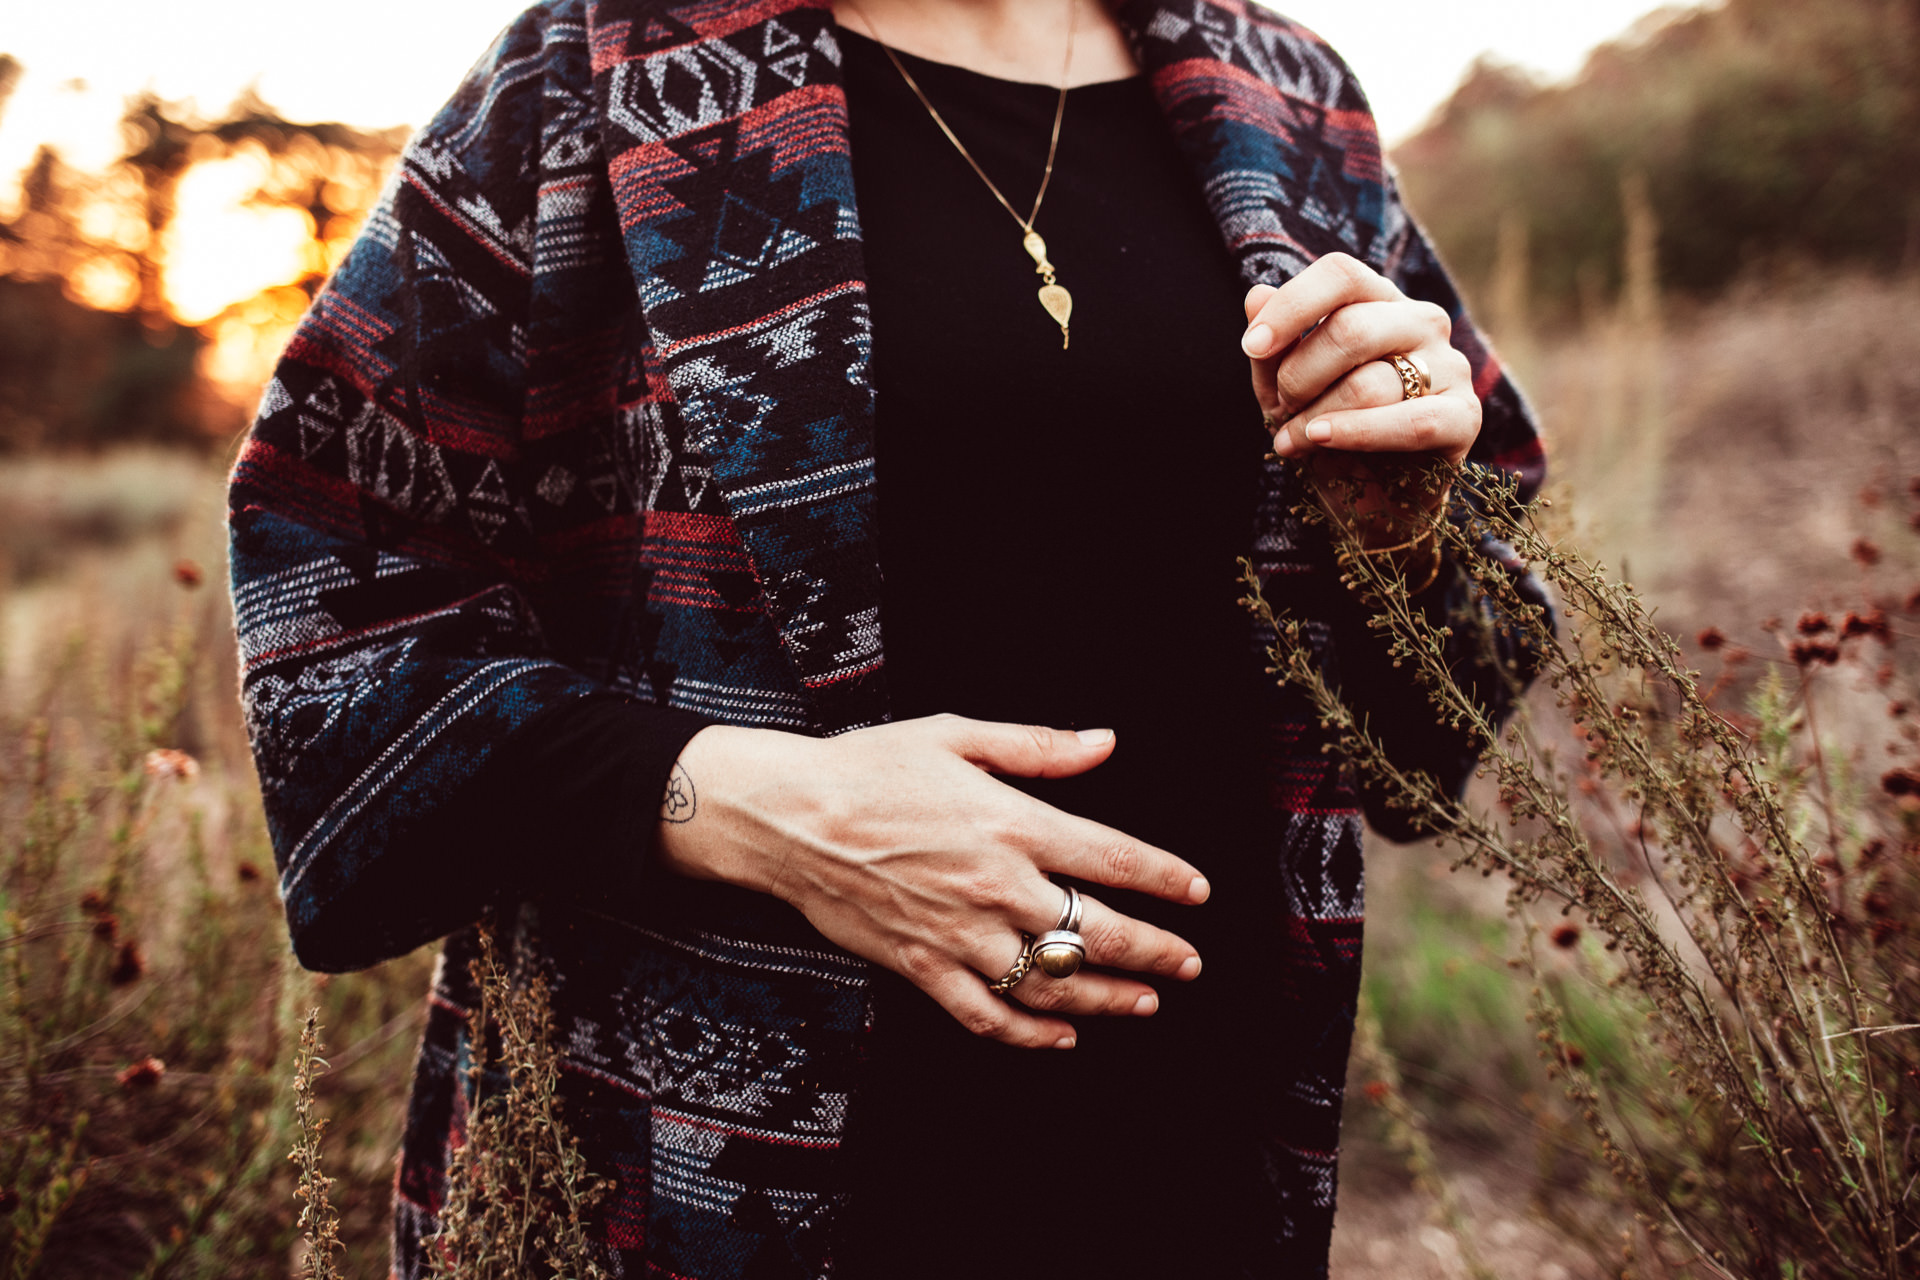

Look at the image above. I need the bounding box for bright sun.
[162,149,318,327]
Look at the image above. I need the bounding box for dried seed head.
[143,748,200,781]
[1696,627,1727,650]
[109,940,145,986]
[1852,538,1883,567]
[1789,639,1840,666]
[117,1057,166,1089]
[1551,922,1582,949]
[1796,611,1833,636]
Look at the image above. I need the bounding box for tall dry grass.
[0,450,428,1278]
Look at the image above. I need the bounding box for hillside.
[1393,0,1920,316]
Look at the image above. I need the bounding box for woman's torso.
[835,29,1288,1276]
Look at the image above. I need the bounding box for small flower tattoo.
[662,762,697,824]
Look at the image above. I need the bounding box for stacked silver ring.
[1032,884,1087,979]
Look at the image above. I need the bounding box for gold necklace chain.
[844,0,1079,349]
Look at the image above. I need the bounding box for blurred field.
[0,448,428,1276]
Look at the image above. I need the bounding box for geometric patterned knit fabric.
[225,1,1549,1276]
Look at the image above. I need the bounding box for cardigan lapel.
[585,0,1388,735]
[1115,0,1393,283]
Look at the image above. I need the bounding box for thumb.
[936,717,1117,779]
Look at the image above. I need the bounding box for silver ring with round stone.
[1033,885,1086,979]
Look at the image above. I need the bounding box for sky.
[1,0,1695,199]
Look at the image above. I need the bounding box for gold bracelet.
[1353,528,1434,557]
[1405,535,1444,595]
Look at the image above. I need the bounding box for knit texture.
[226,1,1547,1275]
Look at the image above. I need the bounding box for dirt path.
[1332,1173,1605,1280]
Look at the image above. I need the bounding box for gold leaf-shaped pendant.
[1037,283,1072,349]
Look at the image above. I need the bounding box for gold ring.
[1387,352,1431,400]
[986,934,1035,996]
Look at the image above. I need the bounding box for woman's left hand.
[1241,253,1480,538]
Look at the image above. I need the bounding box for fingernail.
[1054,1035,1077,1050]
[1304,419,1332,443]
[1241,323,1274,357]
[1075,727,1114,746]
[1271,432,1294,458]
[1178,955,1202,980]
[1132,992,1158,1016]
[1187,875,1210,903]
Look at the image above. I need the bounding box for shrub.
[1249,466,1920,1277]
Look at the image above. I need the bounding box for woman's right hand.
[654,714,1208,1049]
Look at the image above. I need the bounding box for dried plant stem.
[1243,466,1917,1277]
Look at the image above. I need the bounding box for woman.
[228,0,1544,1276]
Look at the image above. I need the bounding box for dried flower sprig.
[426,924,610,1280]
[1244,464,1920,1277]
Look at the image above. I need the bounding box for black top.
[835,31,1278,1279]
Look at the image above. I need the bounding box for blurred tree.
[0,79,402,451]
[1395,0,1920,322]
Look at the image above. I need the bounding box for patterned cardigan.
[227,0,1546,1275]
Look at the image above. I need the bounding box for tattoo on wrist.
[662,761,697,824]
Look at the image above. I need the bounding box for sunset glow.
[162,149,319,327]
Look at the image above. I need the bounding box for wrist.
[653,724,810,897]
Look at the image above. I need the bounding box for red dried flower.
[1865,891,1892,916]
[91,913,119,943]
[1790,639,1841,666]
[1841,608,1892,643]
[1696,627,1727,650]
[79,888,110,916]
[171,559,203,589]
[1892,701,1911,719]
[1551,922,1582,949]
[117,1057,165,1090]
[109,940,144,986]
[143,749,199,781]
[1853,538,1883,567]
[236,860,263,884]
[1797,611,1833,636]
[1560,1042,1587,1069]
[1883,767,1920,798]
[1363,1080,1391,1103]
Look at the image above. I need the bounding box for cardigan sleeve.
[1318,174,1554,841]
[228,3,708,971]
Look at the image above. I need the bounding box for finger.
[1011,880,1203,982]
[1269,360,1408,459]
[1012,965,1161,1017]
[1293,392,1482,462]
[1240,253,1401,364]
[1265,299,1451,419]
[920,952,1077,1049]
[1028,813,1210,905]
[931,715,1118,780]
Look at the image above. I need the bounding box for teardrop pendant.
[1037,284,1072,349]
